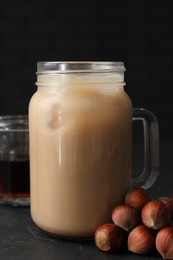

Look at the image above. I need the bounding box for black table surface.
[0,143,172,260]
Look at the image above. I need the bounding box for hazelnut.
[125,187,151,210]
[112,204,140,232]
[159,197,173,219]
[95,223,123,252]
[141,199,171,230]
[128,225,155,254]
[156,227,173,259]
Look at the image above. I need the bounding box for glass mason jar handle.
[132,108,159,189]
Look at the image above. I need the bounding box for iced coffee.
[29,62,132,237]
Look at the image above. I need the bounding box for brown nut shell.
[128,225,155,254]
[141,199,171,230]
[95,223,123,252]
[112,204,140,232]
[159,197,173,219]
[156,227,173,259]
[125,187,151,210]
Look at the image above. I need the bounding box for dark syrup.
[0,160,30,199]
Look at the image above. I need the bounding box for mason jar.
[29,62,159,238]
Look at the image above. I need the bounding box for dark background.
[0,0,173,145]
[0,0,173,248]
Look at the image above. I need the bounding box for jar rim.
[0,115,28,132]
[36,61,125,74]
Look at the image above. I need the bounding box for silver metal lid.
[37,61,125,74]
